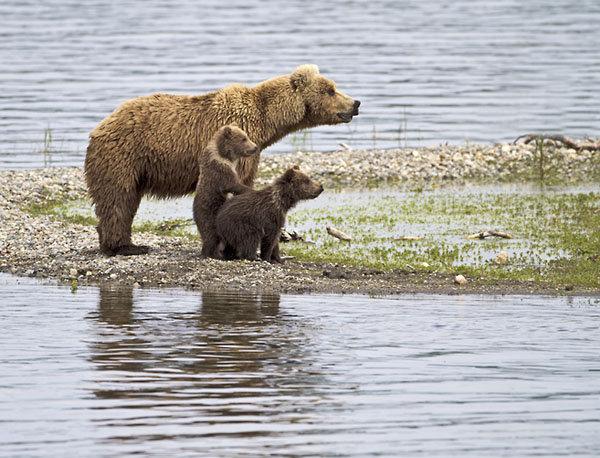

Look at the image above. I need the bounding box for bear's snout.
[313,184,324,197]
[337,98,360,122]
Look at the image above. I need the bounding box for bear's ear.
[282,167,297,182]
[221,125,232,137]
[292,165,300,170]
[290,64,319,91]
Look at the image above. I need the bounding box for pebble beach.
[1,141,598,295]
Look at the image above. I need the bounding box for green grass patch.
[133,218,198,238]
[283,186,600,288]
[25,183,600,289]
[26,198,99,226]
[26,196,199,238]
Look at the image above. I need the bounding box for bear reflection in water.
[85,285,327,428]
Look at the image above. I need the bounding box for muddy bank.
[1,143,598,296]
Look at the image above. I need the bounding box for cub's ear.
[290,64,319,91]
[282,167,297,182]
[292,165,300,170]
[221,125,232,137]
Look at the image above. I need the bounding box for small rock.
[501,144,511,153]
[109,273,117,279]
[69,268,78,278]
[323,268,348,279]
[494,251,509,264]
[454,274,467,285]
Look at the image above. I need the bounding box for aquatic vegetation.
[284,186,600,288]
[34,127,54,167]
[289,130,313,152]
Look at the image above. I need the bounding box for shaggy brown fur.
[193,125,257,259]
[215,166,323,263]
[84,65,360,256]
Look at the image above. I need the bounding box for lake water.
[1,273,599,457]
[1,0,600,169]
[2,4,600,454]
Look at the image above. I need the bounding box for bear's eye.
[327,88,335,96]
[242,138,247,142]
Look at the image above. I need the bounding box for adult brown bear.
[84,65,360,256]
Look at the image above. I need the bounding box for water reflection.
[86,286,325,447]
[96,284,135,326]
[3,274,599,456]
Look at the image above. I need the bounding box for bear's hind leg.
[235,228,261,261]
[95,189,148,256]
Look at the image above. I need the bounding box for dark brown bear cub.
[215,166,323,263]
[193,125,258,258]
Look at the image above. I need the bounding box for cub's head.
[278,165,324,202]
[216,125,259,162]
[290,64,360,126]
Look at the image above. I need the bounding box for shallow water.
[1,0,600,169]
[1,274,599,457]
[65,182,593,265]
[67,182,597,226]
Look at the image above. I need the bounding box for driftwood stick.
[326,226,352,241]
[514,134,600,151]
[339,142,352,152]
[466,230,514,240]
[395,236,422,241]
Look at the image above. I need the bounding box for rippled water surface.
[1,274,599,457]
[1,0,599,169]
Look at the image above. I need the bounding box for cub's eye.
[327,88,335,96]
[241,138,247,142]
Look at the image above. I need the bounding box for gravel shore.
[1,142,598,295]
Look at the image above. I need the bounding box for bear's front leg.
[260,229,281,264]
[270,242,282,264]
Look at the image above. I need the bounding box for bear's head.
[278,165,324,202]
[290,65,360,126]
[216,125,259,162]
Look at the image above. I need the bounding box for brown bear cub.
[193,125,258,259]
[215,166,323,263]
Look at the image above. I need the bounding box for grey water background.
[1,0,600,169]
[1,274,599,457]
